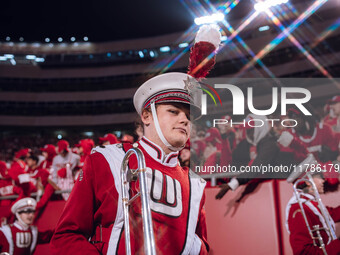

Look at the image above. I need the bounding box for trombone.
[288,154,337,255]
[120,146,156,255]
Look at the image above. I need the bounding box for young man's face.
[26,158,37,168]
[330,102,340,116]
[157,104,190,147]
[18,210,35,225]
[307,175,325,194]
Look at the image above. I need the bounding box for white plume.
[195,24,221,50]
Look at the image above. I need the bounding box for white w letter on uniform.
[146,168,182,217]
[16,232,31,248]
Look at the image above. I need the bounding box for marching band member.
[285,173,340,254]
[50,25,221,254]
[0,198,53,254]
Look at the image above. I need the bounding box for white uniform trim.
[92,144,126,254]
[139,137,179,167]
[0,225,14,255]
[30,225,38,254]
[181,172,206,255]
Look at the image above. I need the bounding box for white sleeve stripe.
[92,145,126,254]
[0,225,14,255]
[181,176,206,255]
[30,225,38,253]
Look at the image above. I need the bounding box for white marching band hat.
[133,72,202,119]
[11,197,37,214]
[133,25,221,151]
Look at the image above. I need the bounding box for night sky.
[0,0,195,42]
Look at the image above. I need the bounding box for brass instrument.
[288,154,337,255]
[120,146,156,255]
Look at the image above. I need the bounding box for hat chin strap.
[150,102,184,152]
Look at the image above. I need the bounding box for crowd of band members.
[1,97,340,208]
[0,96,340,254]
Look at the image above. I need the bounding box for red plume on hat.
[188,24,221,79]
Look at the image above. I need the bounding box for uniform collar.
[14,221,29,231]
[139,136,179,167]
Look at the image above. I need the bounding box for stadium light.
[45,38,50,43]
[254,0,289,12]
[178,42,189,48]
[35,58,45,62]
[26,55,36,60]
[83,36,89,41]
[160,46,171,52]
[19,37,24,42]
[58,37,63,42]
[259,25,270,31]
[71,37,76,42]
[57,134,62,139]
[83,132,94,137]
[138,51,144,58]
[6,37,10,41]
[194,12,225,26]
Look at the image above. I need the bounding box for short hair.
[27,155,39,164]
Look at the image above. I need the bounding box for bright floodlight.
[45,38,50,43]
[84,36,89,41]
[178,42,189,48]
[26,55,36,60]
[35,58,45,62]
[254,0,289,12]
[138,51,144,58]
[71,37,76,42]
[259,25,270,31]
[160,46,171,52]
[194,12,225,26]
[149,51,155,57]
[6,37,10,41]
[19,37,24,42]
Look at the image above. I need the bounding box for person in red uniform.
[8,149,30,188]
[281,108,338,163]
[0,161,23,207]
[0,197,53,254]
[326,96,340,159]
[51,24,222,254]
[324,96,340,131]
[8,149,36,198]
[50,72,209,255]
[98,133,118,146]
[38,144,56,170]
[25,155,59,213]
[278,108,339,187]
[285,173,340,254]
[77,139,95,168]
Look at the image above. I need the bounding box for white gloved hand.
[277,131,294,147]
